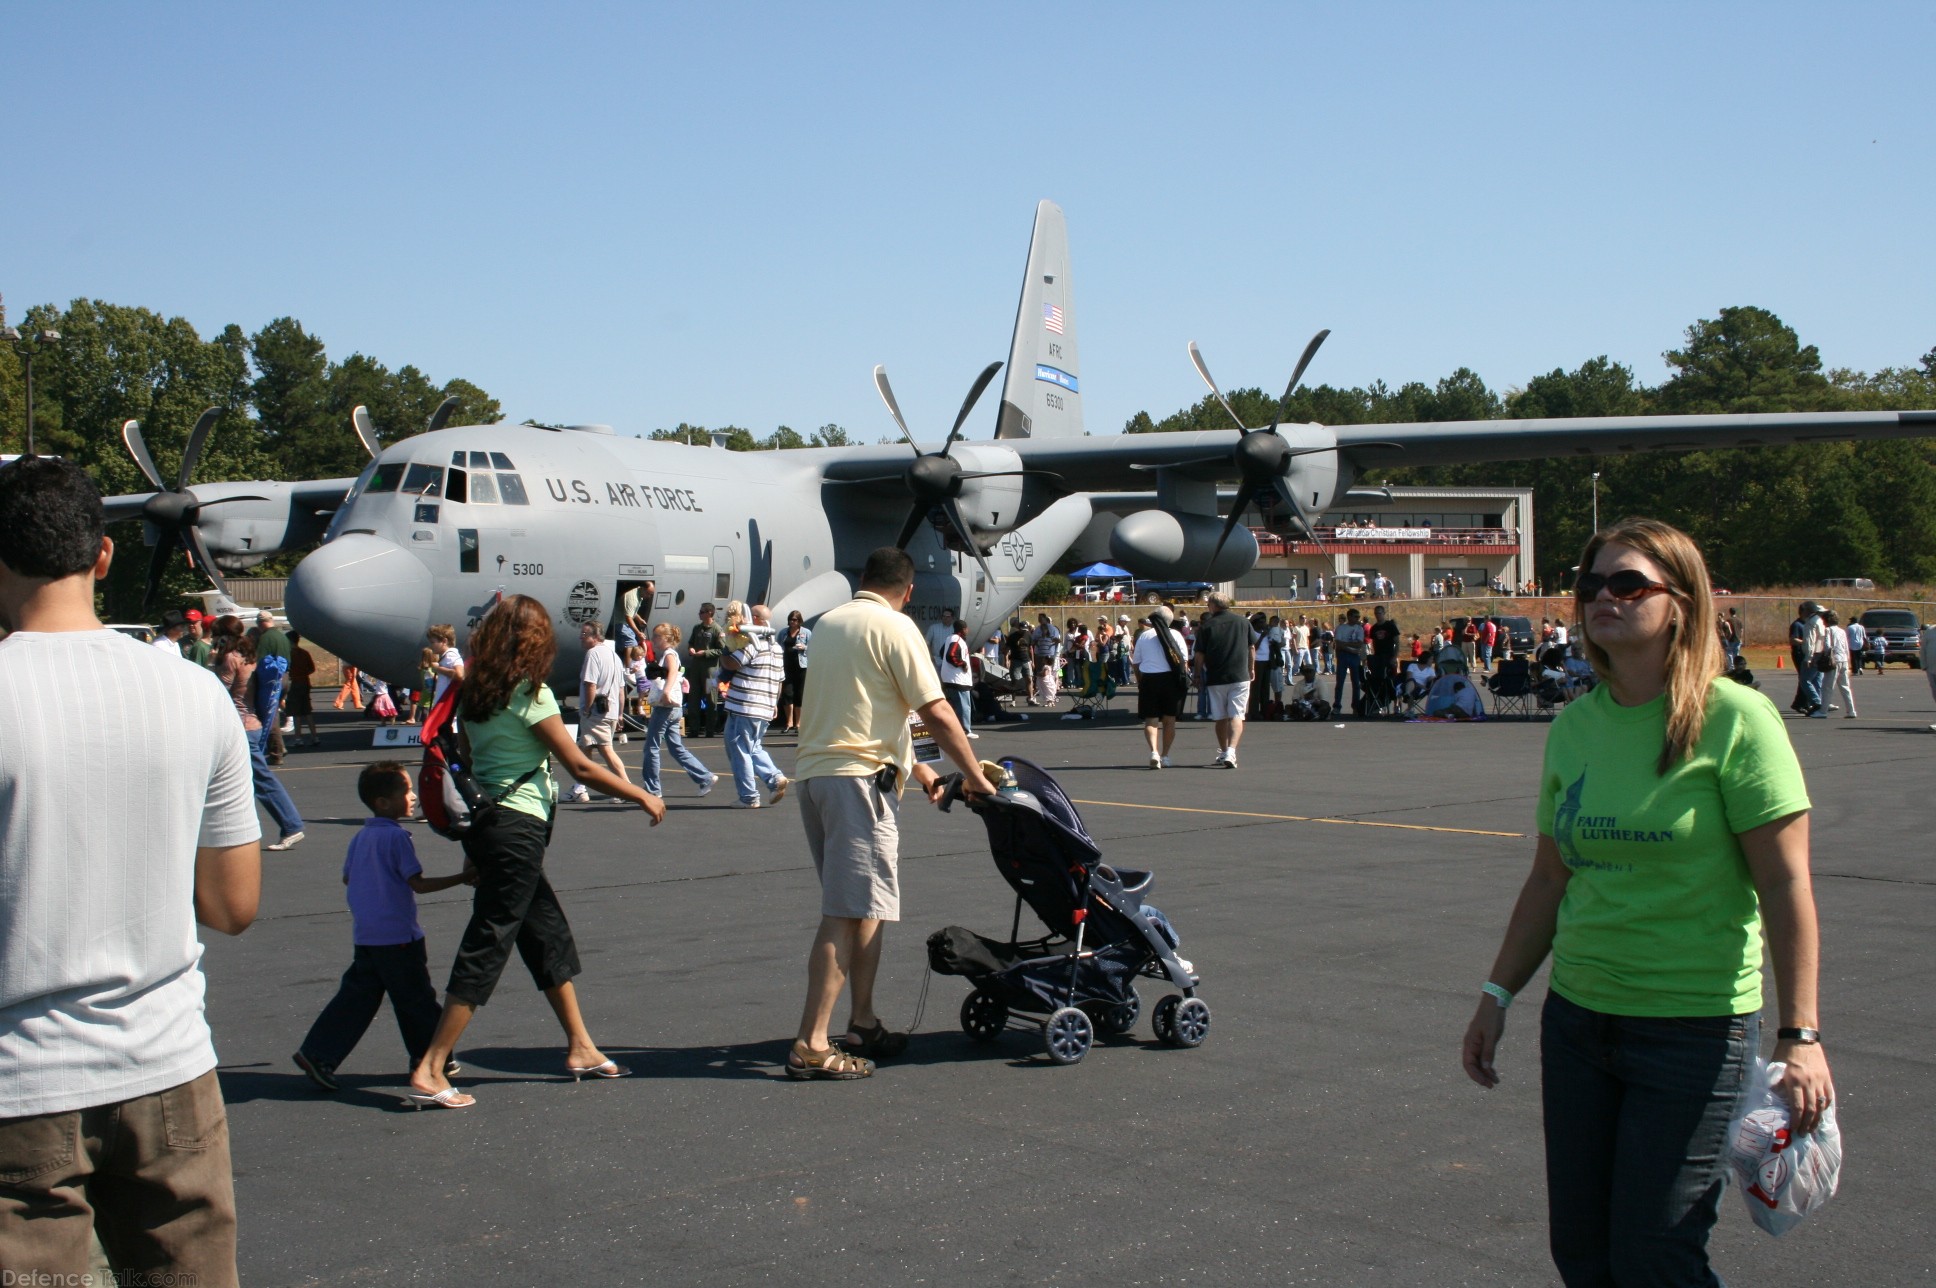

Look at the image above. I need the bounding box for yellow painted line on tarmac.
[1069,798,1526,838]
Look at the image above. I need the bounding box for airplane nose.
[286,534,434,684]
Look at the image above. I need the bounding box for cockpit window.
[497,473,530,505]
[470,451,492,468]
[325,459,381,541]
[401,464,444,497]
[489,452,515,471]
[444,469,468,504]
[365,462,404,493]
[450,450,466,466]
[468,471,500,504]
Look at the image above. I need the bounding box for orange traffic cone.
[1775,655,1783,669]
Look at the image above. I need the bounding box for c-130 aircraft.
[105,200,1936,692]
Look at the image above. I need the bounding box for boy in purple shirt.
[293,763,473,1091]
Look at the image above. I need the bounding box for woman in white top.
[1821,610,1856,719]
[1132,607,1191,769]
[639,623,718,796]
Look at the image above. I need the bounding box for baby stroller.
[928,757,1208,1065]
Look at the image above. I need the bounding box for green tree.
[250,317,340,479]
[761,425,806,451]
[1656,306,1844,414]
[810,423,851,447]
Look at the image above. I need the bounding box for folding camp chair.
[1065,662,1118,720]
[1486,658,1535,719]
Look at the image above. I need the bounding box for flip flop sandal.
[785,1040,874,1080]
[835,1022,909,1061]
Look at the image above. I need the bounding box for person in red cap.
[182,609,213,668]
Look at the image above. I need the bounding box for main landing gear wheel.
[1044,1006,1095,1065]
[960,990,1008,1043]
[1085,992,1140,1035]
[1154,995,1211,1048]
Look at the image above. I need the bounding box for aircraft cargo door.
[712,546,734,603]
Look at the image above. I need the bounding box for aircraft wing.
[1328,408,1936,468]
[967,408,1936,486]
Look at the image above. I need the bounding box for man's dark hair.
[860,546,914,591]
[0,457,106,579]
[357,761,412,811]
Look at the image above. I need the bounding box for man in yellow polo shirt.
[787,548,994,1080]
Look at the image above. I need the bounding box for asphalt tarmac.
[212,671,1936,1286]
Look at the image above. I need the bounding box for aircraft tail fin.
[994,200,1082,440]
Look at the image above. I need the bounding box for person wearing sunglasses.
[1462,517,1833,1286]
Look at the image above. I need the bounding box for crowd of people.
[0,447,1856,1287]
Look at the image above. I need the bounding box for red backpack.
[419,682,541,840]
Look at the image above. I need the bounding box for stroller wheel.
[960,990,1008,1043]
[1156,996,1211,1048]
[1086,992,1140,1036]
[1043,1006,1094,1065]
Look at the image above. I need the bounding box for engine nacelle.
[946,443,1026,540]
[1110,510,1259,582]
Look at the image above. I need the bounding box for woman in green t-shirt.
[407,595,665,1110]
[1461,518,1834,1285]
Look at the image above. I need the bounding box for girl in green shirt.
[406,595,665,1110]
[1462,518,1834,1285]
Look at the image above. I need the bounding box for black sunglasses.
[1576,570,1673,602]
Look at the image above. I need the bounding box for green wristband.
[1481,982,1513,1010]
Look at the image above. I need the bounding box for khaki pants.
[0,1070,237,1286]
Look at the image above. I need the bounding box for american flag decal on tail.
[1043,302,1064,335]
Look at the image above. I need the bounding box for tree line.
[1124,307,1936,589]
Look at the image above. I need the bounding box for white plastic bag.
[1726,1058,1842,1236]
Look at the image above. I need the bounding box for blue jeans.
[1332,653,1364,712]
[246,727,303,838]
[1479,644,1494,670]
[641,704,712,795]
[724,712,783,803]
[1540,991,1757,1288]
[1792,658,1822,712]
[945,684,973,735]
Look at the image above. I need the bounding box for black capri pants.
[446,807,582,1006]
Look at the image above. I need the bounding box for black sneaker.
[293,1050,340,1093]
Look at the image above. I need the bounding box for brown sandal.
[785,1039,874,1080]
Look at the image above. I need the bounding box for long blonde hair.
[1576,517,1723,774]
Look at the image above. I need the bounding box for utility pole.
[2,294,63,455]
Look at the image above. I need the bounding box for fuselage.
[286,423,1090,690]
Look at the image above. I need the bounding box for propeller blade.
[176,407,220,492]
[351,406,381,459]
[1186,341,1247,431]
[872,366,918,454]
[426,396,460,433]
[1279,329,1331,413]
[1270,476,1326,553]
[183,525,231,597]
[943,362,1004,451]
[894,503,928,550]
[938,498,999,590]
[122,420,167,492]
[142,535,175,611]
[1208,482,1261,568]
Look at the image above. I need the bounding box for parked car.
[1855,608,1924,668]
[1137,581,1213,604]
[1822,577,1877,591]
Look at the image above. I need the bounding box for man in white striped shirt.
[719,603,790,808]
[0,457,261,1284]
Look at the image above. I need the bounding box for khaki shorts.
[1206,681,1251,720]
[577,715,620,748]
[799,775,901,921]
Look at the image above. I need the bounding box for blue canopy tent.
[1068,562,1132,581]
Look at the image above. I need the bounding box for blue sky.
[8,3,1932,443]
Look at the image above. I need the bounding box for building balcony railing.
[1253,525,1521,555]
